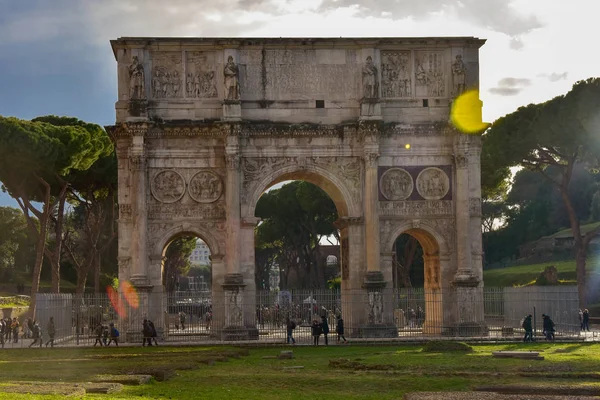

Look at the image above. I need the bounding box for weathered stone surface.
[108,37,486,338]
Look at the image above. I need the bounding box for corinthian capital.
[129,154,146,170]
[365,152,379,168]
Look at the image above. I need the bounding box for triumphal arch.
[107,37,486,340]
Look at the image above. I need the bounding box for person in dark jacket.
[542,314,555,341]
[148,320,159,345]
[29,321,43,348]
[286,317,296,344]
[321,315,330,346]
[311,319,322,346]
[45,317,56,347]
[142,319,153,346]
[336,317,347,344]
[522,314,533,342]
[582,309,590,332]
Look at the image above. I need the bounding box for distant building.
[189,240,211,267]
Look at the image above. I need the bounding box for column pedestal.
[221,273,258,340]
[359,271,398,338]
[451,276,487,337]
[222,100,241,121]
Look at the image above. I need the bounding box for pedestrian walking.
[93,323,104,347]
[11,318,19,343]
[336,316,347,344]
[179,311,186,330]
[582,309,590,332]
[311,319,322,346]
[286,317,296,344]
[45,317,56,347]
[321,315,330,346]
[29,321,43,348]
[142,319,153,346]
[107,323,119,346]
[522,314,533,342]
[542,314,555,341]
[148,320,159,345]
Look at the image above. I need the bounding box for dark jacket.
[321,317,330,335]
[522,316,532,331]
[148,321,157,337]
[286,319,296,331]
[311,321,322,336]
[583,311,590,323]
[336,318,344,335]
[543,316,555,332]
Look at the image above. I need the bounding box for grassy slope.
[1,344,600,399]
[483,256,600,287]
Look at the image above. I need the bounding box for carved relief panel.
[188,171,223,203]
[414,52,445,97]
[380,168,413,200]
[150,170,186,203]
[185,52,218,98]
[151,52,183,99]
[379,166,452,202]
[416,167,450,200]
[381,51,411,98]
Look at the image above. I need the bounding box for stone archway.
[383,221,449,335]
[108,36,487,340]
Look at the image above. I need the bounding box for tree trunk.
[30,214,49,320]
[49,182,68,293]
[94,254,101,294]
[575,247,587,308]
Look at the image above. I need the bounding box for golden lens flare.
[450,90,490,134]
[121,281,140,309]
[405,144,411,149]
[106,286,126,317]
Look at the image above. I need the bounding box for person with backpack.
[522,314,533,342]
[542,314,555,341]
[107,323,119,346]
[286,316,296,344]
[29,321,43,348]
[336,316,347,344]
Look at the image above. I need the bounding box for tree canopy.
[482,78,600,306]
[0,115,112,316]
[255,181,339,289]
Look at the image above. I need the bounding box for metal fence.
[1,286,590,348]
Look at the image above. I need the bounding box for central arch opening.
[251,170,351,342]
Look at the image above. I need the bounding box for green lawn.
[551,222,600,238]
[1,343,600,399]
[483,256,600,287]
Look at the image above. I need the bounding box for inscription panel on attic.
[238,49,360,100]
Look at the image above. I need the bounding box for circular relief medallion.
[380,168,414,201]
[151,170,186,203]
[416,167,450,200]
[188,171,223,203]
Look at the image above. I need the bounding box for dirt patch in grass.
[329,358,396,371]
[422,341,473,353]
[0,382,86,396]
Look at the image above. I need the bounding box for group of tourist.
[0,316,55,348]
[285,315,348,345]
[92,322,120,346]
[521,313,557,342]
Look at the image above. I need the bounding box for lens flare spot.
[450,90,490,134]
[106,286,126,317]
[405,143,411,149]
[121,280,139,309]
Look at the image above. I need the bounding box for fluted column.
[452,136,475,284]
[128,123,149,285]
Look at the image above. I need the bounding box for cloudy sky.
[0,0,598,207]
